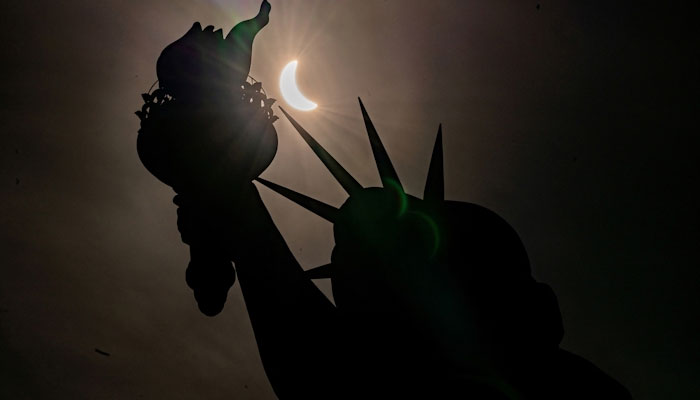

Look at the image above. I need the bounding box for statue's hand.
[172,182,268,317]
[173,192,240,317]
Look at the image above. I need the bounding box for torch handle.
[186,244,236,316]
[173,193,237,316]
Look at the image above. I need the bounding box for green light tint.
[407,210,441,258]
[384,178,408,217]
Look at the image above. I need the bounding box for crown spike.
[423,124,444,202]
[279,106,362,195]
[255,178,338,223]
[358,98,402,190]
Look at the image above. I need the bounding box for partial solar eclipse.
[280,60,317,111]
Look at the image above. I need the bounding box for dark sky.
[1,1,697,399]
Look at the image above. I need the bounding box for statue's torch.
[135,1,276,316]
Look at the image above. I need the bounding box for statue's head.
[258,100,563,364]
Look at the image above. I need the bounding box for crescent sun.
[280,60,317,111]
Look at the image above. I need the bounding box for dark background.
[1,1,697,398]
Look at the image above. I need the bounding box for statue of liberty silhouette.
[136,1,633,398]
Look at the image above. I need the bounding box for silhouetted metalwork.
[136,1,633,398]
[255,177,338,223]
[424,124,444,203]
[359,98,403,190]
[278,106,363,195]
[137,0,276,316]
